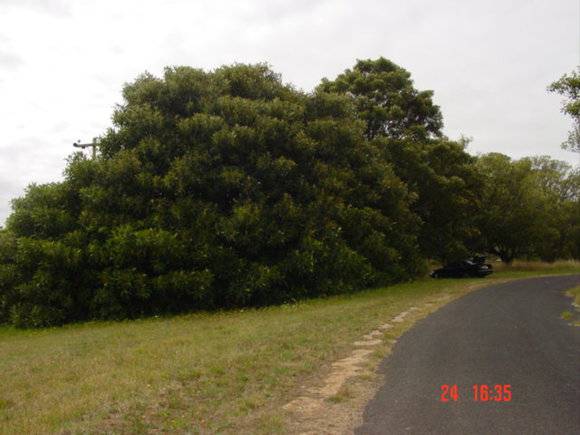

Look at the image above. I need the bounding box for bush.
[0,63,422,327]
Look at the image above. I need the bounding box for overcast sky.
[0,0,578,224]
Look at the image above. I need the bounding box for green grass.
[561,310,573,321]
[566,285,580,307]
[564,285,580,325]
[492,259,580,276]
[0,264,578,434]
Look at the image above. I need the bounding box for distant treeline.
[0,59,578,327]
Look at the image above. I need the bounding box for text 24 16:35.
[440,384,512,402]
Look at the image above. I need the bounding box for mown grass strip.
[0,263,578,434]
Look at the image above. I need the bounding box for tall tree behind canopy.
[318,57,443,141]
[318,58,482,262]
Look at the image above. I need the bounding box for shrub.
[0,63,422,327]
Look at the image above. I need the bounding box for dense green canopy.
[0,60,578,328]
[319,58,482,261]
[0,63,423,327]
[476,154,579,263]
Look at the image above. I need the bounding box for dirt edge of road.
[282,280,504,435]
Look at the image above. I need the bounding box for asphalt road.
[356,275,580,435]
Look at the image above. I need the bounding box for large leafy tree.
[549,68,580,152]
[475,154,554,263]
[381,137,483,262]
[318,57,443,141]
[0,64,422,327]
[523,156,580,261]
[527,156,579,201]
[319,58,482,262]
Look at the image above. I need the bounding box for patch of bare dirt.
[282,281,496,434]
[283,306,426,434]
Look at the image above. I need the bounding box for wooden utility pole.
[73,137,97,159]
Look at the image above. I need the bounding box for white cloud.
[0,0,578,224]
[0,0,70,15]
[0,50,23,68]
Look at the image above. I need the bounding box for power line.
[73,137,97,159]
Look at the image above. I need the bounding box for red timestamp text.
[439,384,512,402]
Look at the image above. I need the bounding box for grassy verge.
[564,284,580,325]
[566,285,580,307]
[0,264,578,434]
[491,259,580,276]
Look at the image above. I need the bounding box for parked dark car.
[430,256,493,278]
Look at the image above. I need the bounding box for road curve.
[356,275,580,435]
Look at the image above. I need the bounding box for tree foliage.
[549,68,580,152]
[476,153,579,263]
[319,58,482,262]
[0,59,578,328]
[0,63,422,327]
[318,57,443,141]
